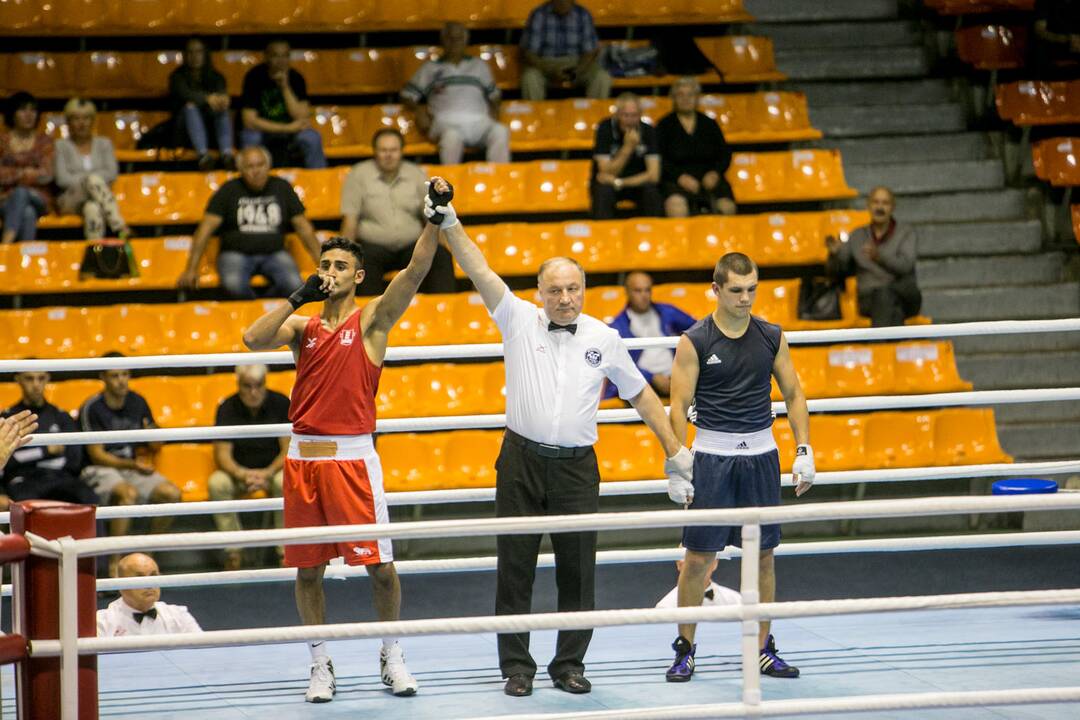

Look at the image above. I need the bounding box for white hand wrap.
[792,444,816,485]
[664,447,694,505]
[423,193,458,229]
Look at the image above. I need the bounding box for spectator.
[240,39,326,169]
[402,22,510,166]
[177,146,320,298]
[97,553,203,636]
[520,0,611,101]
[591,93,662,220]
[169,36,235,171]
[54,98,131,241]
[656,77,735,218]
[607,271,695,397]
[1,370,95,509]
[825,186,921,328]
[79,355,181,575]
[1,92,53,244]
[208,364,289,571]
[340,128,455,295]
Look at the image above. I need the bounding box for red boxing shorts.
[283,433,393,568]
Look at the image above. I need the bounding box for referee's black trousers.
[494,433,601,680]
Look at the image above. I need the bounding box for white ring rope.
[13,529,1069,596]
[28,587,1080,657]
[3,459,1076,525]
[474,687,1080,720]
[20,387,1080,447]
[59,493,1080,557]
[3,317,1079,374]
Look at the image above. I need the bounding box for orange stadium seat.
[464,162,528,214]
[335,49,401,95]
[686,214,756,266]
[130,377,195,428]
[46,379,103,416]
[312,106,359,156]
[819,209,870,243]
[309,0,377,29]
[695,36,785,83]
[726,152,785,203]
[634,96,673,127]
[0,310,34,359]
[43,0,103,32]
[75,51,141,98]
[31,307,106,358]
[481,362,508,410]
[0,0,45,30]
[501,100,558,151]
[784,346,828,399]
[377,433,445,492]
[376,366,417,419]
[1072,204,1080,245]
[450,292,502,343]
[109,304,172,356]
[955,25,1028,70]
[621,218,692,271]
[112,173,209,225]
[473,44,520,89]
[104,0,184,31]
[243,0,308,29]
[596,424,665,481]
[893,342,972,394]
[933,408,1012,465]
[213,50,261,96]
[525,160,591,212]
[4,53,76,98]
[4,241,79,293]
[136,51,184,95]
[652,283,714,318]
[809,414,866,471]
[771,416,796,470]
[173,303,243,354]
[560,220,625,272]
[365,103,435,154]
[585,285,628,325]
[187,0,242,31]
[391,294,455,346]
[277,168,340,219]
[197,374,239,423]
[156,443,216,502]
[755,280,798,327]
[289,50,333,94]
[558,98,613,149]
[372,0,429,27]
[787,150,859,200]
[1032,138,1080,187]
[443,430,502,488]
[823,344,896,398]
[740,91,822,143]
[755,212,827,266]
[0,383,21,411]
[995,80,1080,126]
[101,111,174,162]
[486,222,547,276]
[264,369,296,399]
[698,93,748,138]
[863,412,935,469]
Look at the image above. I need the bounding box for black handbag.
[79,239,139,280]
[798,277,842,321]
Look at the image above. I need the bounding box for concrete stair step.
[917,253,1064,289]
[954,332,1080,355]
[994,401,1080,424]
[747,21,919,49]
[774,47,929,80]
[922,283,1079,321]
[744,0,898,22]
[956,350,1080,389]
[916,220,1042,257]
[811,104,968,137]
[997,421,1080,461]
[792,79,955,107]
[846,159,1004,196]
[818,133,991,164]
[874,189,1027,223]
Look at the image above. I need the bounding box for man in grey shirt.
[339,128,455,295]
[825,186,921,327]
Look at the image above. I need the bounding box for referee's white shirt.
[96,598,203,637]
[491,284,647,447]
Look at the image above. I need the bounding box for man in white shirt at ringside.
[97,553,202,637]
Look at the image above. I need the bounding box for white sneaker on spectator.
[305,659,336,703]
[380,643,418,696]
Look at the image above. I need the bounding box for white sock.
[382,638,397,650]
[309,640,329,663]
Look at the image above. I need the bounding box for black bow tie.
[548,322,577,335]
[133,608,158,623]
[704,588,715,601]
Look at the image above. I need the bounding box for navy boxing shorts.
[682,447,782,553]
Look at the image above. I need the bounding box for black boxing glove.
[426,180,455,226]
[288,274,330,310]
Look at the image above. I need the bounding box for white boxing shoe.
[305,659,336,703]
[380,643,419,696]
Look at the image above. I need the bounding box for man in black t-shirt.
[208,364,290,570]
[1,370,96,509]
[239,39,326,169]
[178,146,322,299]
[590,92,663,220]
[80,358,182,575]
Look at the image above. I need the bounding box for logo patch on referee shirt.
[584,348,602,367]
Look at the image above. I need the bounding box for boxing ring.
[2,317,1080,719]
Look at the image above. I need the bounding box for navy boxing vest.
[685,314,781,433]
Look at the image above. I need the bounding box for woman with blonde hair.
[54,97,130,240]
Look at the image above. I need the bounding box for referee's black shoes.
[553,672,592,694]
[504,674,533,696]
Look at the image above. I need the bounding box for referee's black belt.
[504,429,592,459]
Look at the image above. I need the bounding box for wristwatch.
[614,178,623,190]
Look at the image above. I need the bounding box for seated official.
[1,370,95,509]
[209,364,289,570]
[606,271,695,398]
[97,553,203,636]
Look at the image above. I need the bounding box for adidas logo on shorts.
[735,441,749,450]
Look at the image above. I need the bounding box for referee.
[425,179,693,697]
